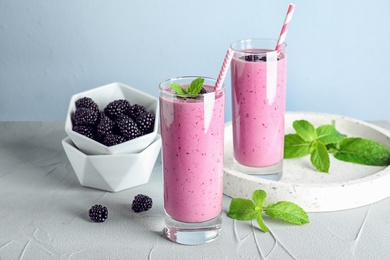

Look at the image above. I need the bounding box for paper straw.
[275,3,296,51]
[215,48,234,91]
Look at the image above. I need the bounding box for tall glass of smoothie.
[159,76,225,245]
[230,39,287,179]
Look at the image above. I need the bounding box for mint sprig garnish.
[169,77,205,97]
[284,119,390,173]
[228,189,309,232]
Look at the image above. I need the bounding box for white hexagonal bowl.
[65,82,159,155]
[62,135,161,192]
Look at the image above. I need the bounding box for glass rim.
[159,76,225,97]
[230,38,287,54]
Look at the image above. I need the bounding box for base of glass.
[164,213,222,245]
[233,160,283,181]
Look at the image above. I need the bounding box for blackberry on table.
[97,114,115,139]
[116,114,142,140]
[104,99,131,120]
[75,97,99,112]
[72,125,96,140]
[88,204,108,223]
[103,133,126,146]
[136,112,155,134]
[129,104,146,120]
[131,194,153,213]
[73,107,99,126]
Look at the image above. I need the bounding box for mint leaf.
[228,198,257,220]
[186,77,204,95]
[310,140,330,173]
[265,201,309,225]
[332,137,390,166]
[256,214,269,232]
[284,134,310,158]
[293,120,317,142]
[252,189,266,207]
[316,124,347,145]
[169,83,187,95]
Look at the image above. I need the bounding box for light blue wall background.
[1,0,389,121]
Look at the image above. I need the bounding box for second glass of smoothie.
[159,76,225,245]
[230,38,287,179]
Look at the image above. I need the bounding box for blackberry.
[129,104,146,120]
[240,54,267,62]
[72,125,96,140]
[240,54,280,62]
[104,99,131,120]
[199,87,207,94]
[116,114,142,140]
[88,204,108,223]
[97,114,115,139]
[75,97,99,112]
[136,112,155,134]
[73,107,99,126]
[131,194,153,213]
[103,133,126,146]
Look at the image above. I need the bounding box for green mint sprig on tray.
[170,77,205,97]
[228,189,309,232]
[284,119,390,173]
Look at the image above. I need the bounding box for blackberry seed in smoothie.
[230,39,287,178]
[159,76,225,245]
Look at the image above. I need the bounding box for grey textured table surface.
[1,121,390,260]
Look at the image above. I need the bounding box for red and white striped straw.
[215,48,234,91]
[275,3,296,51]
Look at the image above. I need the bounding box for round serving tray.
[223,112,390,212]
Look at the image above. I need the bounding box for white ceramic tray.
[223,112,390,212]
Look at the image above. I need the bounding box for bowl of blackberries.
[65,82,159,155]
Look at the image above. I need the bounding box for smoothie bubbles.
[159,77,225,245]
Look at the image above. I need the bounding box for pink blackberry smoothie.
[159,78,225,223]
[231,41,287,168]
